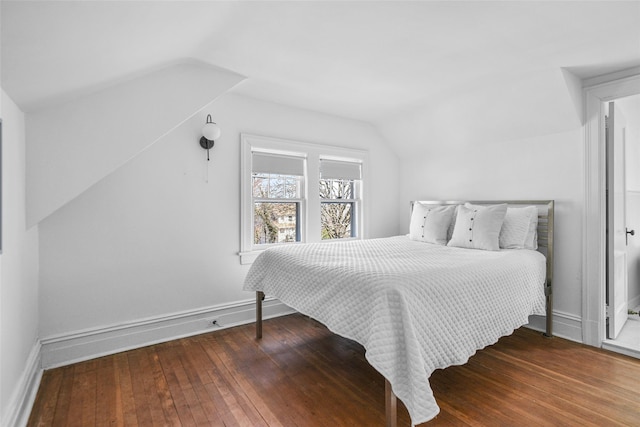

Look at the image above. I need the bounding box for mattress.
[244,235,547,425]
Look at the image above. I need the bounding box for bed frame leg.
[385,379,397,427]
[544,282,553,338]
[256,291,265,339]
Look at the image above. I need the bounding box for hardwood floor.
[28,314,640,426]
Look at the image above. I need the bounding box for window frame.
[240,134,368,264]
[318,173,362,241]
[252,173,305,246]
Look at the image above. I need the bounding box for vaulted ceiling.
[2,1,640,226]
[3,1,639,120]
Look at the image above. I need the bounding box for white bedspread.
[244,235,546,425]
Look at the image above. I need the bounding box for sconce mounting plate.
[200,137,214,149]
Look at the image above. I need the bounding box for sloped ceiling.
[378,66,586,156]
[3,1,639,117]
[2,1,640,205]
[25,62,244,227]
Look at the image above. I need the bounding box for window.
[240,134,367,264]
[251,152,304,245]
[319,159,362,240]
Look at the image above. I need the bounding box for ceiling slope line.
[26,61,245,228]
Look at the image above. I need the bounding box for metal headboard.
[410,200,555,337]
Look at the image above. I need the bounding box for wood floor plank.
[484,344,638,425]
[151,345,198,426]
[95,356,121,427]
[216,328,310,426]
[172,338,228,426]
[199,334,285,427]
[189,335,268,426]
[125,350,155,426]
[265,316,394,425]
[28,314,640,426]
[173,340,230,426]
[113,352,138,427]
[54,365,85,426]
[457,353,602,426]
[199,348,252,425]
[26,369,63,427]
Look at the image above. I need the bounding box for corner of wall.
[561,68,584,125]
[0,88,42,427]
[0,342,42,427]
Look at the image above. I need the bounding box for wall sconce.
[200,114,221,161]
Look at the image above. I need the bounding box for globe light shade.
[202,122,221,141]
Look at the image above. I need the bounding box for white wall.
[26,61,244,227]
[0,89,40,426]
[38,92,400,340]
[398,128,584,335]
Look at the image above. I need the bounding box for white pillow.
[409,204,456,245]
[447,203,507,251]
[524,210,538,250]
[499,206,538,249]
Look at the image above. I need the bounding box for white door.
[606,101,629,340]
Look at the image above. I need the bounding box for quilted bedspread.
[244,235,546,425]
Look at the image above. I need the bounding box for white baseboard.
[1,341,42,427]
[526,310,582,343]
[41,297,295,369]
[41,302,585,370]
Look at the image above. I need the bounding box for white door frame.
[583,73,640,346]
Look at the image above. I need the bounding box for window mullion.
[306,155,321,244]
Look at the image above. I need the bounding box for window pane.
[269,176,285,198]
[319,179,353,200]
[252,174,269,197]
[254,202,299,244]
[252,173,300,199]
[321,202,353,240]
[285,177,299,198]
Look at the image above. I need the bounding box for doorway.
[603,94,640,358]
[583,72,640,357]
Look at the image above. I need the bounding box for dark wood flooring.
[28,314,640,426]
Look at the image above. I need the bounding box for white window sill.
[238,250,264,265]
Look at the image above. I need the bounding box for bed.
[244,200,554,426]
